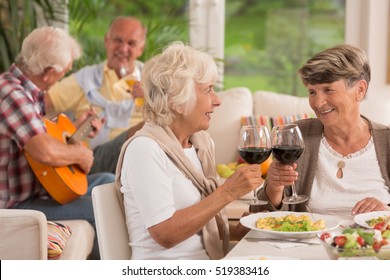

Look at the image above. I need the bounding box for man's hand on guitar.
[88,117,105,138]
[24,114,97,204]
[77,143,94,174]
[74,109,105,138]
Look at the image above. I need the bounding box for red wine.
[238,147,271,164]
[272,146,304,164]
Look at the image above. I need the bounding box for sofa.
[0,209,94,260]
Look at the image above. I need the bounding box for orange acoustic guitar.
[24,113,97,205]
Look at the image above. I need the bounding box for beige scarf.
[115,122,229,259]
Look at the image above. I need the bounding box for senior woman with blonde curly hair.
[116,41,263,260]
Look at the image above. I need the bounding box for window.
[224,0,346,96]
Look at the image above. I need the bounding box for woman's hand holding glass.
[270,124,307,204]
[265,160,298,206]
[222,164,265,202]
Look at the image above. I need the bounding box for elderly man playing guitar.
[0,26,114,259]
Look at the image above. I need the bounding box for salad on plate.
[353,210,390,229]
[319,223,390,259]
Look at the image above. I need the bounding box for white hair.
[15,26,82,75]
[142,41,218,126]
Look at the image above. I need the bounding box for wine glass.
[119,66,144,111]
[271,124,308,204]
[237,125,272,205]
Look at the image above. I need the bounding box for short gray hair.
[298,44,371,88]
[15,26,82,75]
[141,41,218,126]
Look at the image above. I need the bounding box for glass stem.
[290,182,298,198]
[253,190,257,202]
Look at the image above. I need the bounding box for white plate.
[224,255,299,260]
[353,211,390,228]
[240,211,340,239]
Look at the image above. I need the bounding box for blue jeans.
[12,172,115,259]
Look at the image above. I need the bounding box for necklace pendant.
[337,160,345,179]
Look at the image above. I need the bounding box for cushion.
[47,221,72,260]
[59,220,95,260]
[241,113,314,132]
[253,90,313,116]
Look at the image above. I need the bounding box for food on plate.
[320,228,390,259]
[255,213,325,232]
[366,215,390,228]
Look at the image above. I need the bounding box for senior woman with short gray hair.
[252,44,390,219]
[116,41,263,260]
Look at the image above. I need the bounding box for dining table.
[224,214,354,260]
[225,230,330,260]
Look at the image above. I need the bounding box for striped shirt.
[0,64,47,208]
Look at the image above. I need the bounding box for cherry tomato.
[380,239,388,246]
[320,232,331,241]
[334,236,347,247]
[356,236,365,246]
[373,241,382,252]
[374,222,385,231]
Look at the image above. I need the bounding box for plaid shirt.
[0,64,47,208]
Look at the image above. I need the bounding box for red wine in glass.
[271,124,307,204]
[238,147,272,165]
[237,125,271,205]
[271,146,304,165]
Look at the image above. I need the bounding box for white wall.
[345,0,390,124]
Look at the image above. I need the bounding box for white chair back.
[92,182,131,259]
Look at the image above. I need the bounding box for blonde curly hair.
[141,41,218,126]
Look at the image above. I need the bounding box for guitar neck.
[67,115,98,144]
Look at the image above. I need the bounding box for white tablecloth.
[225,218,352,260]
[225,230,329,260]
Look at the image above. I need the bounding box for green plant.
[0,0,105,72]
[141,16,187,61]
[0,0,58,72]
[1,0,189,72]
[224,0,345,95]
